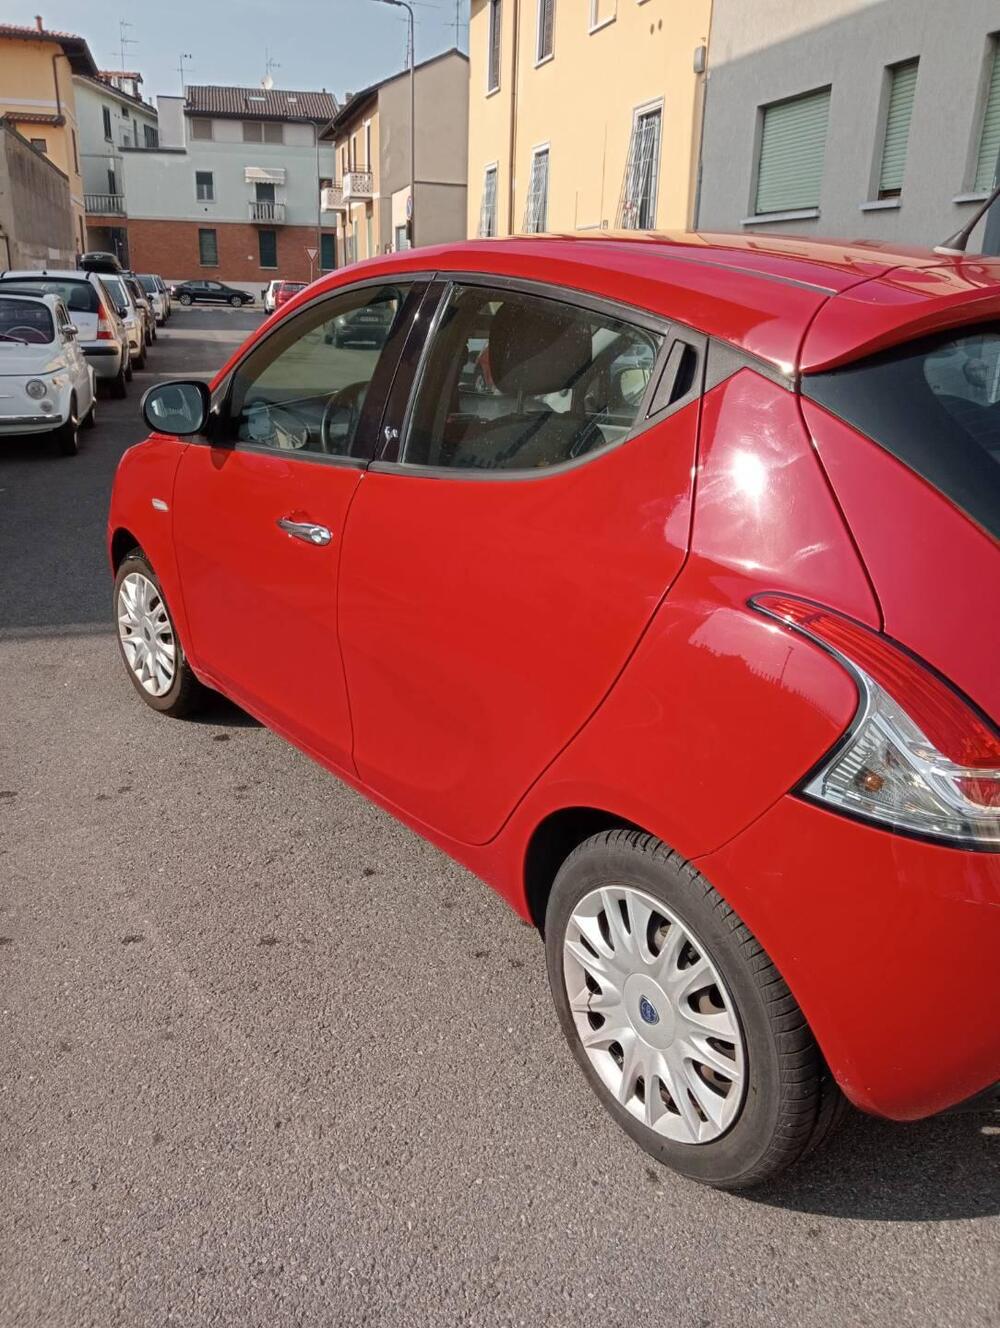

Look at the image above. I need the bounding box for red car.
[273,280,308,311]
[113,233,1000,1188]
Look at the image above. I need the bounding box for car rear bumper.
[82,344,123,376]
[697,794,1000,1121]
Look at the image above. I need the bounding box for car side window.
[401,285,662,472]
[227,283,413,459]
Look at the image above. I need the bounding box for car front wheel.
[114,551,207,717]
[545,830,845,1190]
[230,295,242,308]
[53,395,79,456]
[178,293,192,306]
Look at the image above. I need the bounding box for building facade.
[0,20,97,256]
[0,119,75,268]
[112,84,340,286]
[466,0,712,239]
[74,71,159,262]
[698,0,1000,251]
[330,49,468,266]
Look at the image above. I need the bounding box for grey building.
[0,120,75,268]
[697,0,1000,251]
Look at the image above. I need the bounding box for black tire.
[229,295,242,308]
[133,344,145,371]
[113,550,208,718]
[109,358,128,399]
[83,394,97,429]
[124,355,134,381]
[545,830,845,1190]
[179,293,192,306]
[52,396,79,456]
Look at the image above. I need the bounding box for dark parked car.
[78,251,123,274]
[171,280,255,308]
[324,300,395,347]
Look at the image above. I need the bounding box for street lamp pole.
[371,0,415,248]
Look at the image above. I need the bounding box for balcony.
[342,170,374,203]
[85,192,125,216]
[248,200,287,224]
[321,184,346,212]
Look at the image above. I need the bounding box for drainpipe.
[506,0,520,236]
[50,51,64,119]
[691,0,713,231]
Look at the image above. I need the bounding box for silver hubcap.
[117,572,176,696]
[563,886,746,1145]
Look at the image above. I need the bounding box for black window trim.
[197,272,434,470]
[368,270,707,483]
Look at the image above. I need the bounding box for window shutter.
[479,166,498,237]
[974,39,1000,191]
[538,0,554,61]
[879,60,918,195]
[488,0,502,91]
[755,87,831,214]
[523,150,549,232]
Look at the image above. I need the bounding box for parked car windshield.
[137,275,158,293]
[803,323,1000,540]
[0,277,98,315]
[0,296,55,344]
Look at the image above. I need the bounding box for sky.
[6,0,468,102]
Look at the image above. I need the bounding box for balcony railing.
[248,200,287,223]
[321,184,346,212]
[342,170,374,202]
[85,192,126,216]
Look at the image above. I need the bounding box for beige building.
[329,49,468,266]
[467,0,712,238]
[0,19,98,256]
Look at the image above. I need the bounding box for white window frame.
[487,0,502,95]
[536,0,555,66]
[479,161,499,237]
[194,170,215,202]
[523,143,550,233]
[589,0,616,35]
[618,97,663,229]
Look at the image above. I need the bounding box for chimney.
[35,15,44,31]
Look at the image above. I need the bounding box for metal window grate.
[617,107,662,229]
[479,165,498,237]
[878,60,918,197]
[975,37,1000,191]
[537,0,554,61]
[523,148,549,232]
[488,0,502,92]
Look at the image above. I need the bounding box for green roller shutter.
[755,87,831,215]
[974,39,1000,191]
[878,60,918,196]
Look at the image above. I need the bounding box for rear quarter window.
[803,325,1000,540]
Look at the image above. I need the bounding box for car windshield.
[101,276,130,311]
[804,322,1000,541]
[0,297,54,344]
[0,278,98,315]
[138,275,158,293]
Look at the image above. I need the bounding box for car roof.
[299,232,1000,375]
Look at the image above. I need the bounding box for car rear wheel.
[179,293,192,306]
[114,551,207,717]
[132,344,145,371]
[545,829,846,1190]
[52,396,79,456]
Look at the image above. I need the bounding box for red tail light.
[96,301,115,340]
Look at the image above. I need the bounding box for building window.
[107,167,118,196]
[537,0,554,63]
[487,0,502,93]
[321,233,335,270]
[195,170,215,201]
[144,123,158,148]
[974,35,1000,191]
[71,129,79,172]
[523,146,549,232]
[243,121,283,144]
[754,86,831,215]
[876,59,918,199]
[102,105,112,140]
[479,163,499,236]
[258,229,278,268]
[198,228,218,266]
[364,121,372,169]
[190,118,213,141]
[618,104,662,228]
[29,137,47,154]
[589,0,616,31]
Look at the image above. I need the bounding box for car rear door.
[170,278,426,771]
[337,278,704,844]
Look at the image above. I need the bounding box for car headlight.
[25,379,47,399]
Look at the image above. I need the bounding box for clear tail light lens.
[753,595,1000,849]
[96,302,115,340]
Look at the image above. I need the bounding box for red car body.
[109,233,1000,1124]
[273,281,307,311]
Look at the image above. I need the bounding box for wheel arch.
[110,526,142,572]
[523,805,645,935]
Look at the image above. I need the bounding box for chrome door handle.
[276,517,333,546]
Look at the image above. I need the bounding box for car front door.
[170,279,423,770]
[337,279,704,844]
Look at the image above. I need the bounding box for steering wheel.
[320,380,367,455]
[8,325,47,344]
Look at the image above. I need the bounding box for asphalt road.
[1,307,998,1328]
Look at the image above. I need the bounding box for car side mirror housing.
[141,379,211,436]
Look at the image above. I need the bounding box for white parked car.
[0,270,130,398]
[262,279,283,314]
[137,273,167,325]
[0,291,96,455]
[97,273,146,370]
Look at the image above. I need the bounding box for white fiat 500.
[0,291,96,455]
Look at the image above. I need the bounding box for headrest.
[489,300,592,397]
[67,288,92,311]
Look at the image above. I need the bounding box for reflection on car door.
[171,280,425,769]
[338,281,705,844]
